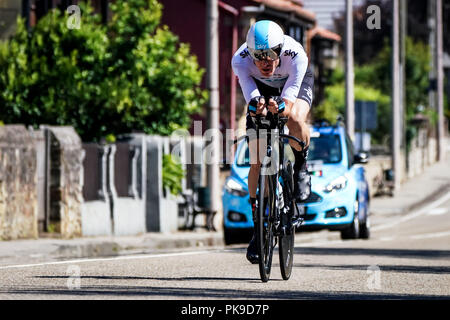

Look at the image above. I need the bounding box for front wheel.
[256,170,276,282]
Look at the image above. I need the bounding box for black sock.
[250,197,256,211]
[250,197,268,216]
[291,146,308,171]
[249,197,256,223]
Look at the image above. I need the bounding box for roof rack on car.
[313,119,331,127]
[335,115,345,128]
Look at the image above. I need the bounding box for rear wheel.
[279,210,295,280]
[279,162,295,280]
[256,170,276,282]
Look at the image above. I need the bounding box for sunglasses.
[247,44,282,61]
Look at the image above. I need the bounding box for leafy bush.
[314,81,390,144]
[162,154,184,196]
[314,36,431,146]
[0,0,207,142]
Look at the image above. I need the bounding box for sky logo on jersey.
[240,50,250,59]
[284,50,298,59]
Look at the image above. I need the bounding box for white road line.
[0,250,214,270]
[409,231,450,240]
[372,191,450,231]
[427,207,448,216]
[297,239,345,247]
[379,237,395,242]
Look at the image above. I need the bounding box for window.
[345,134,355,168]
[288,25,303,43]
[236,134,343,167]
[309,135,342,164]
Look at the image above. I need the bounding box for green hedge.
[0,0,207,142]
[314,37,431,146]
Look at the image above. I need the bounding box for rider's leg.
[286,65,314,202]
[287,98,310,151]
[287,98,311,201]
[247,137,263,264]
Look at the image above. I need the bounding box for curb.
[53,232,226,261]
[401,183,450,215]
[371,183,450,218]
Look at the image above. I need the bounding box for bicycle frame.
[232,113,306,219]
[233,112,306,282]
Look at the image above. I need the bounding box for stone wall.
[407,130,438,179]
[46,126,84,239]
[362,154,391,198]
[0,125,38,240]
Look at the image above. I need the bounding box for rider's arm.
[231,52,261,104]
[280,43,308,107]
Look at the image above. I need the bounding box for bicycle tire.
[279,161,295,280]
[256,167,276,282]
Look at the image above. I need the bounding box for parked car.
[222,121,371,244]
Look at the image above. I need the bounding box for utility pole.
[392,0,401,191]
[428,0,436,117]
[400,0,407,158]
[345,0,355,141]
[206,0,221,216]
[436,0,445,161]
[22,0,31,31]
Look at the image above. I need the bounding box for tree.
[313,69,390,145]
[333,0,447,65]
[0,0,207,142]
[314,37,430,146]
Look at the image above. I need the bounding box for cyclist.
[231,20,314,264]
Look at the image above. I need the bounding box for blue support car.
[222,122,371,244]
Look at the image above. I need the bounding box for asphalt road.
[0,193,449,300]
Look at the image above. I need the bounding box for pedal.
[292,217,304,228]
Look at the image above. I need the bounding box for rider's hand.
[248,96,266,116]
[267,96,287,115]
[267,98,278,114]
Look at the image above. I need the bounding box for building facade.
[1,0,341,133]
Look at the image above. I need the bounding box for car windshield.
[309,134,342,163]
[236,133,342,166]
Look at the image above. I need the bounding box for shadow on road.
[294,247,450,260]
[2,284,449,300]
[294,264,450,275]
[34,275,268,282]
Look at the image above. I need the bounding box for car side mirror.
[354,152,369,164]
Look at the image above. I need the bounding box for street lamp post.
[345,0,355,141]
[436,0,445,162]
[392,0,401,191]
[206,0,221,217]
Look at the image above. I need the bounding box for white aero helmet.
[246,20,284,61]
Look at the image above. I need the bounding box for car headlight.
[324,175,348,193]
[224,178,248,197]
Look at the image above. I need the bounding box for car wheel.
[341,199,360,240]
[359,204,371,239]
[224,226,236,245]
[224,226,252,245]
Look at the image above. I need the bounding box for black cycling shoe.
[292,147,311,202]
[293,167,311,202]
[246,234,259,264]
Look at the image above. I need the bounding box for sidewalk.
[0,148,449,266]
[0,230,224,267]
[370,149,450,217]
